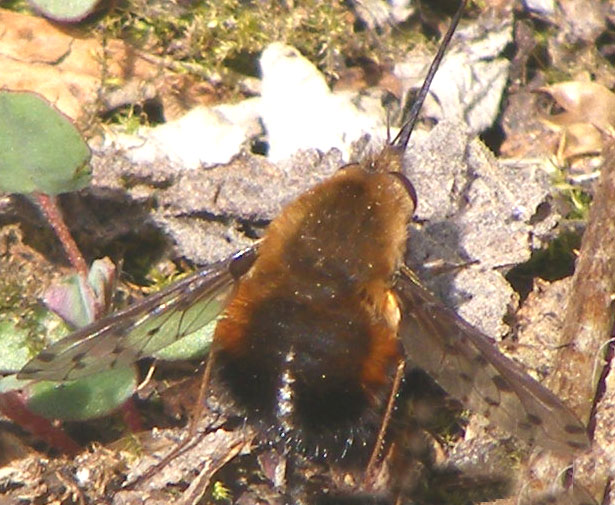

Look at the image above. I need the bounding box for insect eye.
[337,162,360,172]
[229,248,258,279]
[388,171,417,210]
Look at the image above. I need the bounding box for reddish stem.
[0,391,80,455]
[34,192,88,278]
[121,398,144,433]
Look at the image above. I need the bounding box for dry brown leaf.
[541,82,615,132]
[556,122,604,160]
[540,81,615,162]
[0,9,215,122]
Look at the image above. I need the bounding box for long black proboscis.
[393,0,468,152]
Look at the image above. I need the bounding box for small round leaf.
[25,367,138,421]
[0,91,91,195]
[29,0,103,22]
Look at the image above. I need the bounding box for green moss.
[551,165,592,221]
[1,0,32,14]
[96,0,437,127]
[0,237,70,365]
[211,481,232,503]
[108,104,144,133]
[563,186,592,220]
[0,271,41,353]
[101,0,423,91]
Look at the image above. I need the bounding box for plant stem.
[34,192,88,278]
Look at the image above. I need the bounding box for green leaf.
[2,257,137,422]
[0,91,91,195]
[29,0,102,22]
[153,319,216,361]
[25,367,138,421]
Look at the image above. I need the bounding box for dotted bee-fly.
[19,0,589,502]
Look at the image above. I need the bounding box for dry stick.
[34,192,88,278]
[175,431,248,505]
[549,139,615,426]
[546,140,615,499]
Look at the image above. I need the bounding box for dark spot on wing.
[72,352,87,363]
[526,413,542,426]
[448,398,463,410]
[444,343,460,355]
[74,361,87,370]
[491,375,513,392]
[36,351,56,363]
[474,355,488,366]
[567,440,589,450]
[564,423,587,434]
[147,328,160,337]
[176,298,193,311]
[459,372,472,383]
[484,396,500,407]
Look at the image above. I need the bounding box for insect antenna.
[392,0,468,153]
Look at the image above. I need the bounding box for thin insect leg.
[365,359,405,486]
[284,452,315,505]
[136,362,157,393]
[124,428,211,489]
[124,351,218,489]
[189,345,217,438]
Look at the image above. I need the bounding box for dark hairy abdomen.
[216,293,394,458]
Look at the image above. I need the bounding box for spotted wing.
[18,248,257,382]
[394,265,589,454]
